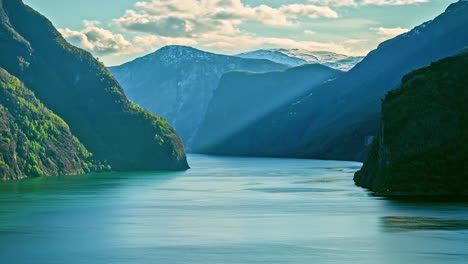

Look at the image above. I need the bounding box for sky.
[24,0,458,66]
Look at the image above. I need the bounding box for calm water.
[0,154,467,264]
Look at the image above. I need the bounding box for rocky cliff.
[354,52,468,197]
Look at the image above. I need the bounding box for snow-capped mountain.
[199,0,468,161]
[236,50,307,67]
[109,46,288,149]
[237,49,364,71]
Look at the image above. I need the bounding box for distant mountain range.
[109,46,363,149]
[236,49,364,71]
[195,0,468,161]
[109,46,288,149]
[0,0,188,179]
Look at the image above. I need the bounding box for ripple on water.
[246,187,344,193]
[292,177,347,184]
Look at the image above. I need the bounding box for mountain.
[109,46,288,149]
[289,0,468,161]
[236,50,308,67]
[354,51,468,197]
[0,68,105,180]
[193,64,343,154]
[200,0,468,161]
[236,49,364,71]
[0,0,188,177]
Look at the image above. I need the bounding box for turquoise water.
[0,154,467,263]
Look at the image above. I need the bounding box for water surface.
[0,154,467,263]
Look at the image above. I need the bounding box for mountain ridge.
[193,63,343,154]
[0,0,189,178]
[237,48,364,71]
[109,45,289,149]
[194,0,468,161]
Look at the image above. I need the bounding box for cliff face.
[0,68,104,180]
[0,0,188,175]
[109,45,288,149]
[193,64,343,155]
[354,52,468,197]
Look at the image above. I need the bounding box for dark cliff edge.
[354,52,468,198]
[0,0,189,179]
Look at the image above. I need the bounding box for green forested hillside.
[354,52,468,196]
[0,0,188,177]
[0,68,106,179]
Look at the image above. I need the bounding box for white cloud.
[59,21,198,56]
[343,38,368,44]
[309,0,428,6]
[60,20,357,59]
[372,26,409,41]
[309,0,358,7]
[197,33,354,55]
[133,35,198,51]
[362,0,428,5]
[59,23,133,56]
[115,0,338,37]
[59,0,422,63]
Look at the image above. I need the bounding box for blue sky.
[24,0,458,66]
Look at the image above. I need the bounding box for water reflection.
[246,187,344,193]
[381,216,468,232]
[0,154,467,264]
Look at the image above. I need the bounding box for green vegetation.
[0,0,188,178]
[0,68,104,180]
[354,51,468,196]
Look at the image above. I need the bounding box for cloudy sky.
[24,0,457,66]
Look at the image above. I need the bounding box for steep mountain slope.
[0,68,105,180]
[237,49,364,71]
[0,0,188,173]
[354,52,468,197]
[207,0,468,161]
[292,0,468,162]
[109,46,288,149]
[193,64,343,155]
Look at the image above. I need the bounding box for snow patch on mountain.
[236,49,364,71]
